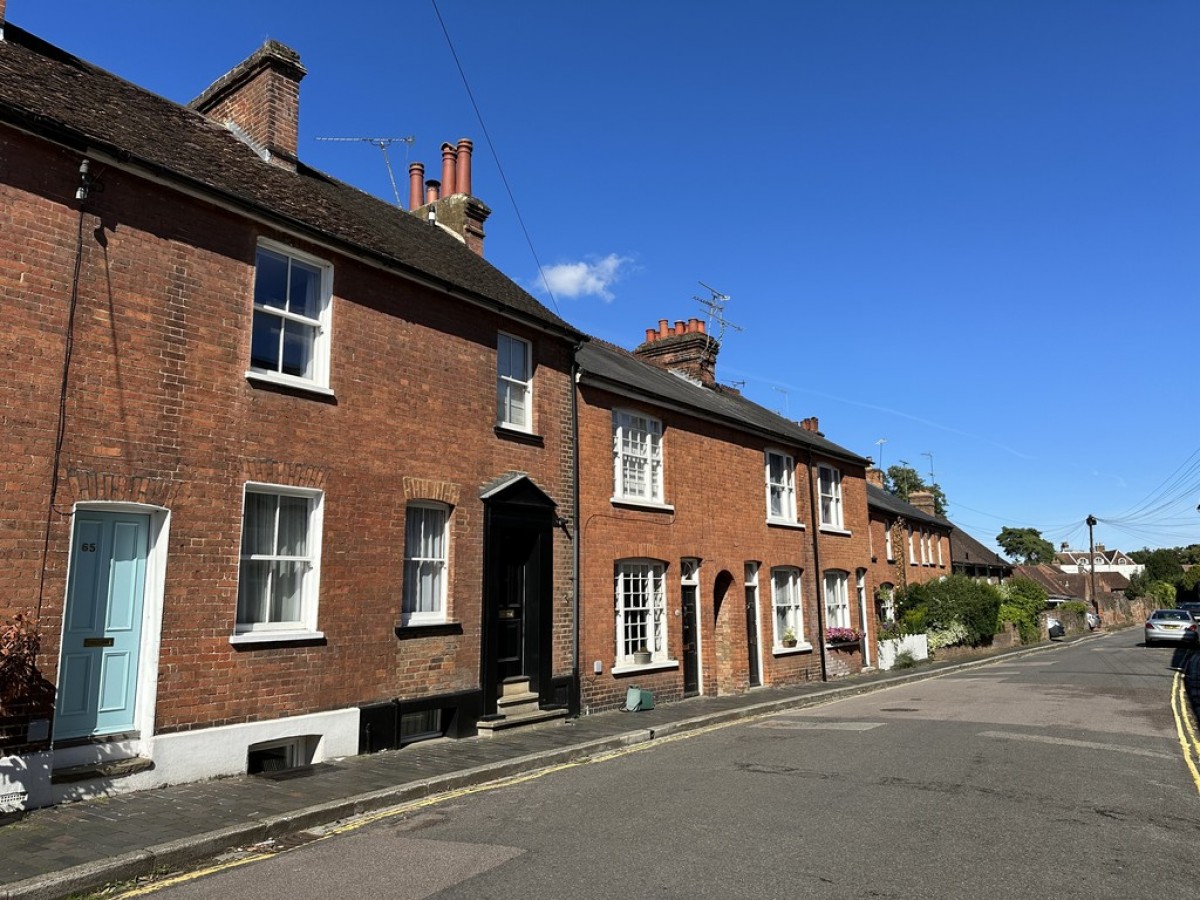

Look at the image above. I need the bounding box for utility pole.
[1086,515,1098,615]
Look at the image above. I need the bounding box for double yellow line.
[114,721,740,897]
[1172,662,1200,793]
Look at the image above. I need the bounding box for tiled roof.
[948,526,1010,570]
[865,484,947,528]
[577,340,868,466]
[0,25,580,338]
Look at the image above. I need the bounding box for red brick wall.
[0,128,576,742]
[577,383,873,713]
[865,512,953,619]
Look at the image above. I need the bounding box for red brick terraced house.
[0,22,584,809]
[864,472,953,621]
[575,321,874,713]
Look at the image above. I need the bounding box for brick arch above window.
[243,460,327,490]
[403,478,461,506]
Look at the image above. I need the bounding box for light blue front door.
[55,512,149,741]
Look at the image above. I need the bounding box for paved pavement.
[0,634,1121,900]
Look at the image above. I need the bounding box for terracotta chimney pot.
[658,319,670,338]
[674,320,686,335]
[645,328,656,343]
[456,138,473,196]
[425,179,441,204]
[441,142,457,196]
[409,162,424,211]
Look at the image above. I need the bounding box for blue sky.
[14,1,1200,554]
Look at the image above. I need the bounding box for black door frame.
[480,476,556,715]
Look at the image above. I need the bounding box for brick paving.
[0,638,1103,899]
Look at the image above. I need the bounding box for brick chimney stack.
[190,40,306,171]
[866,468,886,488]
[909,491,937,516]
[633,318,719,387]
[410,138,490,255]
[800,416,822,435]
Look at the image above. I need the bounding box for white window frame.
[907,525,915,564]
[612,410,666,506]
[824,570,850,628]
[247,239,334,394]
[234,483,324,642]
[765,450,798,524]
[615,559,667,665]
[879,583,896,621]
[936,533,944,566]
[885,521,894,561]
[496,332,533,432]
[402,502,451,625]
[771,566,808,650]
[818,464,844,530]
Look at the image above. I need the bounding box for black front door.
[745,583,761,687]
[682,584,699,696]
[481,478,555,715]
[494,526,536,686]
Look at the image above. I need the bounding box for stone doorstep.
[474,707,569,737]
[496,691,542,718]
[50,756,154,785]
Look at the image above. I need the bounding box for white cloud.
[537,254,632,302]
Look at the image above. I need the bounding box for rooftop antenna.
[921,451,936,484]
[772,386,790,417]
[315,136,415,207]
[694,280,742,382]
[874,438,888,471]
[694,281,742,345]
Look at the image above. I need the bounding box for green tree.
[995,527,1056,565]
[1179,566,1200,602]
[1141,548,1183,585]
[997,577,1050,643]
[884,464,949,516]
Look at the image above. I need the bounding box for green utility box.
[624,687,654,712]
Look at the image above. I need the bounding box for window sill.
[819,526,852,537]
[494,425,544,446]
[767,518,805,530]
[611,497,675,513]
[612,659,678,676]
[395,620,463,638]
[230,630,325,646]
[246,370,335,398]
[773,642,814,656]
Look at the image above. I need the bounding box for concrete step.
[475,707,568,737]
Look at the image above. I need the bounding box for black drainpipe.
[569,341,584,715]
[806,445,829,683]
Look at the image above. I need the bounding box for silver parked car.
[1144,609,1198,645]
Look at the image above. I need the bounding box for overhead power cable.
[430,0,561,316]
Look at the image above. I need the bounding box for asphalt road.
[140,631,1200,900]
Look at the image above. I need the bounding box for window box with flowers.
[825,627,862,646]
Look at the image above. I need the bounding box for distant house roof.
[948,526,1011,573]
[866,484,948,529]
[0,25,582,340]
[577,340,868,466]
[1015,564,1129,600]
[1054,547,1137,567]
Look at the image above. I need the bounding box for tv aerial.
[315,136,415,207]
[693,280,742,345]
